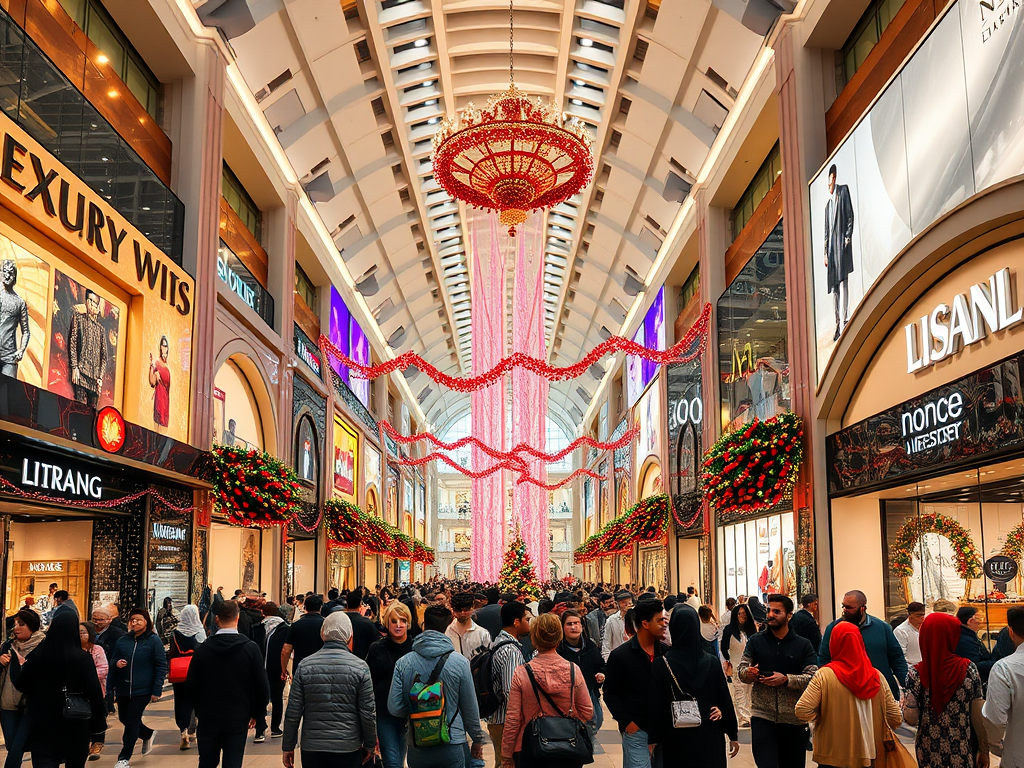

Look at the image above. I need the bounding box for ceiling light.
[424,99,437,106]
[96,54,109,64]
[580,38,594,47]
[423,80,435,88]
[414,38,428,48]
[572,80,585,87]
[107,90,118,98]
[570,99,583,106]
[427,117,438,124]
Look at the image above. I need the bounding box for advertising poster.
[365,444,382,497]
[634,374,662,469]
[810,1,1024,382]
[626,288,665,407]
[403,477,414,535]
[328,287,371,407]
[583,478,594,537]
[333,416,358,500]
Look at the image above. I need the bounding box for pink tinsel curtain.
[470,212,506,583]
[512,214,548,580]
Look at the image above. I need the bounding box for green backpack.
[408,650,459,748]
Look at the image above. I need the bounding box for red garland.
[0,476,196,513]
[321,303,710,392]
[513,468,606,490]
[379,448,602,489]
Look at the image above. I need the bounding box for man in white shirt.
[446,591,491,661]
[983,606,1024,768]
[685,586,701,611]
[601,590,634,661]
[893,601,926,665]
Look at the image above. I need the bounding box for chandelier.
[431,0,595,236]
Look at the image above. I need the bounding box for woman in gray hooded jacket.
[281,611,376,768]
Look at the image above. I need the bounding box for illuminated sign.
[95,406,126,453]
[900,392,964,455]
[28,562,63,572]
[20,458,103,498]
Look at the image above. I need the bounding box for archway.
[639,459,663,500]
[889,512,982,601]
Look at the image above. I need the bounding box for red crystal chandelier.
[431,0,595,235]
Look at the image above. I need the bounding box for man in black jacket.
[474,590,512,640]
[320,588,344,617]
[92,605,126,714]
[789,594,821,652]
[340,590,381,660]
[603,598,669,768]
[281,595,325,678]
[186,600,270,768]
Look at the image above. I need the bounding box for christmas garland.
[574,494,669,563]
[324,498,434,564]
[999,522,1024,565]
[701,412,803,516]
[889,512,983,580]
[212,445,303,527]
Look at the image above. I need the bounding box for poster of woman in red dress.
[148,335,171,427]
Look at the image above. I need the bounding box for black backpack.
[470,639,517,718]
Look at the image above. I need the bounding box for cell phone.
[758,669,774,678]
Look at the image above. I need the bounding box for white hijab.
[177,604,206,642]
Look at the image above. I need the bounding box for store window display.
[718,512,796,602]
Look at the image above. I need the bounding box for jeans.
[117,696,155,761]
[298,750,362,768]
[621,729,662,768]
[408,742,465,768]
[587,689,603,737]
[172,683,197,734]
[749,718,808,768]
[196,724,248,768]
[377,713,408,768]
[1,708,32,768]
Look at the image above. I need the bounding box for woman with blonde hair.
[501,612,594,768]
[366,601,414,768]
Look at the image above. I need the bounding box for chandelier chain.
[509,0,514,86]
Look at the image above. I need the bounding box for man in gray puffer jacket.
[282,611,376,768]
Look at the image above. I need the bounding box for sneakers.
[88,744,103,762]
[270,730,284,739]
[141,732,156,755]
[114,760,130,768]
[253,734,266,744]
[179,731,190,751]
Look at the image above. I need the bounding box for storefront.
[634,375,667,589]
[286,362,327,597]
[814,0,1024,640]
[714,221,797,603]
[327,412,359,591]
[667,357,705,593]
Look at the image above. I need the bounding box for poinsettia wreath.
[574,494,669,563]
[702,412,803,515]
[890,512,982,580]
[1000,522,1024,565]
[212,445,303,527]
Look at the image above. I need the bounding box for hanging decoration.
[431,0,593,236]
[573,494,670,564]
[324,498,435,564]
[0,476,197,514]
[498,527,543,599]
[889,512,983,581]
[701,412,804,516]
[318,303,711,392]
[211,445,303,527]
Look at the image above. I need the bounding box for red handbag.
[168,636,193,684]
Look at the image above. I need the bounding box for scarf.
[665,605,707,685]
[825,621,880,699]
[263,615,285,637]
[176,605,207,642]
[12,630,45,656]
[916,612,969,714]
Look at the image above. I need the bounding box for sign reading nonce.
[901,391,964,455]
[905,268,1022,373]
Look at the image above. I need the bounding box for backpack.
[409,650,459,748]
[470,638,517,718]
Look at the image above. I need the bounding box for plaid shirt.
[489,630,524,724]
[69,311,106,386]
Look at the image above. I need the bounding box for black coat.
[474,604,502,640]
[341,611,382,660]
[95,624,126,661]
[556,637,605,694]
[185,631,270,729]
[825,183,855,292]
[789,609,821,653]
[365,635,413,718]
[263,622,289,681]
[603,635,669,734]
[956,624,994,683]
[15,649,106,752]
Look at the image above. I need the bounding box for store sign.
[0,122,192,317]
[667,359,703,536]
[28,561,63,572]
[980,0,1019,43]
[827,349,1024,495]
[95,406,126,453]
[984,554,1018,583]
[20,457,104,498]
[151,523,187,542]
[294,327,322,375]
[217,242,273,326]
[905,268,1022,373]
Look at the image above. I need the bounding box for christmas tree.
[498,530,542,599]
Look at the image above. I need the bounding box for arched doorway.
[453,559,471,580]
[286,415,319,596]
[639,459,662,499]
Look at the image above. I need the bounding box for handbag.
[63,686,92,721]
[880,707,917,767]
[521,663,594,765]
[168,635,193,684]
[661,657,701,728]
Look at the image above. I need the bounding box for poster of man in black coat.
[824,163,855,341]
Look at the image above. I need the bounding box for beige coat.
[794,667,902,768]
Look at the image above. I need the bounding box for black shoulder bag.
[522,663,594,765]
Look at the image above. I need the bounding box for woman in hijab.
[745,597,767,629]
[168,604,205,751]
[904,612,989,768]
[649,606,739,765]
[795,622,900,767]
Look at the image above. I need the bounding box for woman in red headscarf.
[795,621,900,767]
[904,611,989,768]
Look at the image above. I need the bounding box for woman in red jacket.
[501,613,593,768]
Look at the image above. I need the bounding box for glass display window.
[717,511,796,603]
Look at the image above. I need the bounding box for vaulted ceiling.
[199,0,765,434]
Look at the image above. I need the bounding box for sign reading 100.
[669,396,703,430]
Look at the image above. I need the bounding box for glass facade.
[718,511,797,603]
[717,221,789,434]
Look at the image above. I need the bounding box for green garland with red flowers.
[889,512,982,580]
[999,522,1024,566]
[574,494,669,564]
[212,445,303,527]
[324,498,434,564]
[701,412,803,516]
